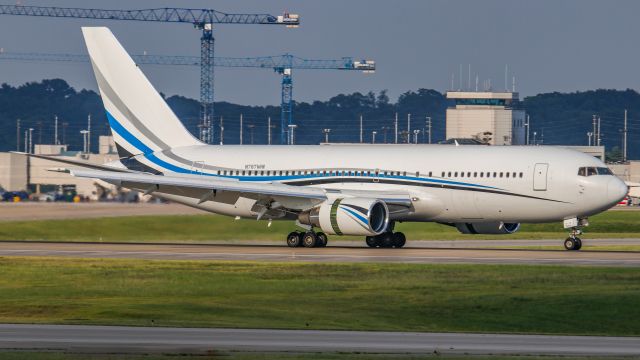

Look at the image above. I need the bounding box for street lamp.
[323,128,331,143]
[372,131,377,144]
[288,124,298,145]
[28,128,34,154]
[80,130,89,154]
[413,129,421,144]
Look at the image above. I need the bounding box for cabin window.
[499,172,503,178]
[416,171,420,177]
[519,172,523,178]
[454,172,458,177]
[428,171,432,177]
[506,172,510,178]
[473,172,477,177]
[480,172,483,178]
[447,172,451,177]
[404,171,407,176]
[493,172,497,177]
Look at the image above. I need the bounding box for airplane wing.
[69,169,413,215]
[11,152,132,173]
[70,169,327,212]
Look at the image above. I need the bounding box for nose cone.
[607,178,628,205]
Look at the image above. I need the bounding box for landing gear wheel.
[564,237,577,251]
[574,237,582,251]
[366,236,379,248]
[287,231,302,248]
[392,232,406,248]
[379,232,394,248]
[302,232,318,248]
[316,232,328,247]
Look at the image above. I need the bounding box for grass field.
[1,210,640,242]
[1,257,639,336]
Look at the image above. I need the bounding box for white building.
[446,91,526,145]
[0,136,119,198]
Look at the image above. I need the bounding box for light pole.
[372,131,377,144]
[28,128,34,154]
[80,130,89,154]
[413,129,421,144]
[532,131,537,146]
[323,128,331,143]
[587,132,593,146]
[288,124,298,145]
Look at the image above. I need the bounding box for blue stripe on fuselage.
[106,110,501,190]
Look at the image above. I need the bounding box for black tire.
[365,236,378,248]
[316,232,328,247]
[379,232,394,248]
[564,237,576,250]
[302,232,317,248]
[574,237,582,251]
[392,232,406,248]
[287,231,302,247]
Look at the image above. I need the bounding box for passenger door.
[533,163,548,191]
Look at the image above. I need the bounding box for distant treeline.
[1,79,639,159]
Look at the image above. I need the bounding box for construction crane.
[0,51,376,144]
[0,4,299,143]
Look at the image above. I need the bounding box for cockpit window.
[597,167,612,175]
[578,166,613,176]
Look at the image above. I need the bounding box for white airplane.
[38,27,628,251]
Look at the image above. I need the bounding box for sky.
[1,0,639,106]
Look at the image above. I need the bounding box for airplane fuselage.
[121,144,627,224]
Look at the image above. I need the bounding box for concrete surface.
[0,241,638,266]
[0,324,638,355]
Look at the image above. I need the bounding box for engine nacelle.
[298,198,389,236]
[455,222,520,235]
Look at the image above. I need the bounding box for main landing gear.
[366,231,406,248]
[286,231,328,248]
[564,227,583,251]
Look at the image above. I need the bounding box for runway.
[0,241,638,266]
[0,324,638,355]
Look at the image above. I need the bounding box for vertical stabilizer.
[82,27,202,158]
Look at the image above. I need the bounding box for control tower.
[446,91,526,145]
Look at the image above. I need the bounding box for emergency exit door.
[533,163,548,191]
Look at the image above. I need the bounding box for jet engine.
[455,222,520,234]
[298,198,389,236]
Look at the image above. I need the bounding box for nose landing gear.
[564,227,583,251]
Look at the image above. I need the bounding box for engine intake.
[298,198,389,236]
[455,222,520,235]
